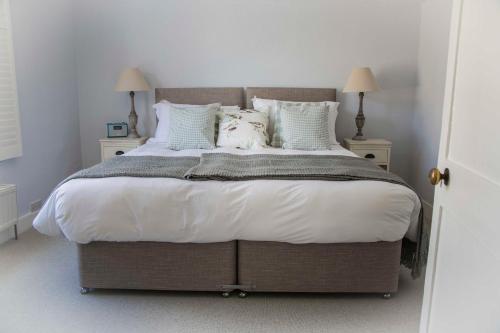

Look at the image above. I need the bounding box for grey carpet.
[0,229,424,333]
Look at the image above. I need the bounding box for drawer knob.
[364,153,375,159]
[115,150,125,156]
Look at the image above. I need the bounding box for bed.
[33,87,420,297]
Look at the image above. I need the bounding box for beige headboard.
[245,87,336,108]
[155,88,244,107]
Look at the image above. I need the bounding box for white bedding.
[33,143,421,244]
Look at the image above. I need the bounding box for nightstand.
[343,138,392,171]
[99,137,147,162]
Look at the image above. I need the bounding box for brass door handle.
[428,168,449,186]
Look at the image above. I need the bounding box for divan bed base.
[238,240,402,293]
[77,240,401,295]
[78,241,237,292]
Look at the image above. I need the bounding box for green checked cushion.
[271,101,324,148]
[167,105,218,150]
[277,102,330,150]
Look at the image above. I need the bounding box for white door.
[419,0,500,332]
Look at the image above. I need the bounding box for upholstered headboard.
[155,88,245,107]
[154,87,336,109]
[245,87,336,108]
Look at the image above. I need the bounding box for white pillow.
[326,101,340,145]
[216,106,242,125]
[215,106,242,138]
[216,110,269,149]
[252,97,339,145]
[251,97,274,135]
[151,100,221,143]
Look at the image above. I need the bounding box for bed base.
[78,241,237,292]
[238,240,401,293]
[77,240,401,295]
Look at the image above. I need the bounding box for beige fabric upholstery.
[78,239,401,293]
[238,240,401,293]
[245,87,337,108]
[154,87,336,109]
[78,241,237,291]
[155,88,244,107]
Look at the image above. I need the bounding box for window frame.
[0,0,22,161]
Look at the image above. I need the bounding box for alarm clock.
[107,122,128,138]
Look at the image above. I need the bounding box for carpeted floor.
[0,229,424,333]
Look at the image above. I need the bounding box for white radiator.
[0,184,18,236]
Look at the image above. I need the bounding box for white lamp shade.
[114,68,151,92]
[343,67,379,93]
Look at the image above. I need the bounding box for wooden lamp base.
[128,91,140,138]
[352,92,366,141]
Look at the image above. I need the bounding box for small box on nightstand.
[99,137,147,162]
[343,138,392,171]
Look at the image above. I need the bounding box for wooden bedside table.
[99,137,147,162]
[343,138,392,171]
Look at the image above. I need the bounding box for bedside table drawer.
[350,149,389,164]
[102,146,135,161]
[100,137,147,162]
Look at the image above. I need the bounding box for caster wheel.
[383,293,392,299]
[221,291,231,298]
[80,287,91,295]
[238,291,247,298]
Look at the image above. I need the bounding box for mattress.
[33,143,421,244]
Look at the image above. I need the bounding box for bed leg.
[80,287,91,295]
[220,284,253,298]
[383,293,392,299]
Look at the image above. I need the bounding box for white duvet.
[33,143,421,244]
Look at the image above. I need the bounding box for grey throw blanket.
[185,153,407,183]
[62,155,200,183]
[61,153,424,278]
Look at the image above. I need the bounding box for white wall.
[75,0,421,181]
[409,0,453,203]
[0,0,81,217]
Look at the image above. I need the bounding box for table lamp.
[343,67,379,140]
[114,68,151,138]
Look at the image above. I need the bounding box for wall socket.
[30,199,43,213]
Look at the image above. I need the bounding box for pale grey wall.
[75,0,421,181]
[0,0,81,215]
[409,0,453,203]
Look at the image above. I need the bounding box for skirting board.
[0,211,37,245]
[422,200,433,226]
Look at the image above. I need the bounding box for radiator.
[0,184,18,237]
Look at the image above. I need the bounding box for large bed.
[34,87,420,297]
